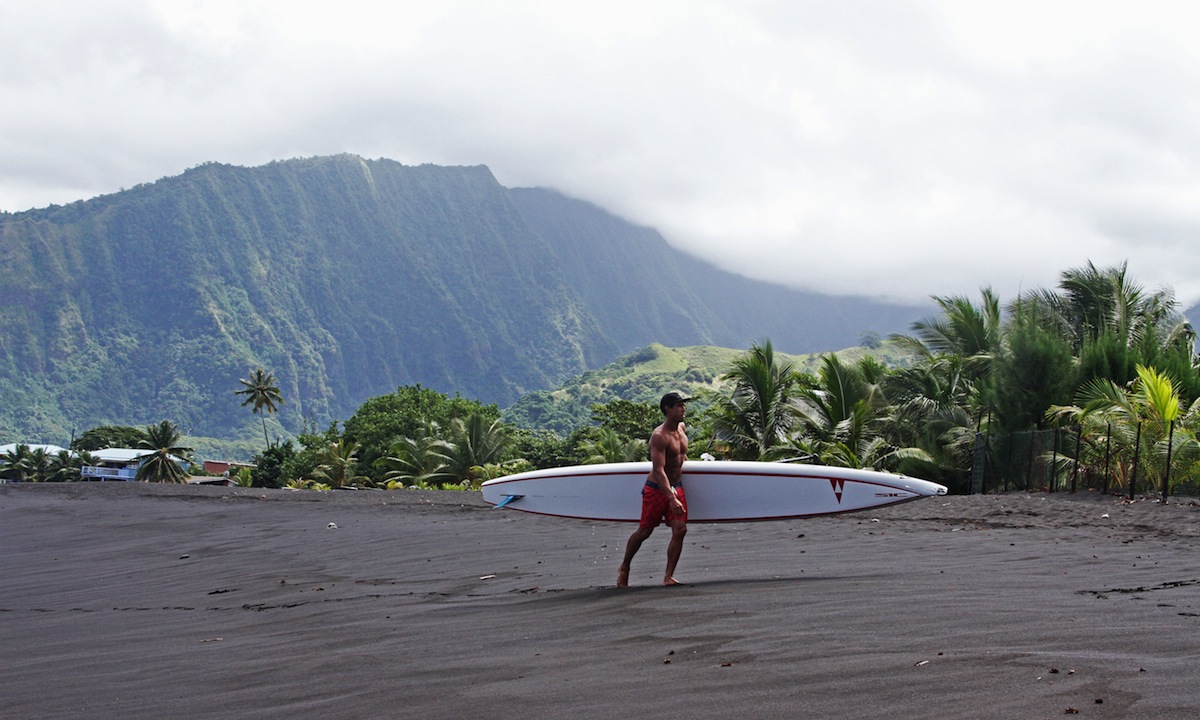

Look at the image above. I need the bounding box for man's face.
[665,401,686,421]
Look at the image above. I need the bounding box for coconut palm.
[1049,364,1200,494]
[889,288,1003,448]
[23,448,53,482]
[50,449,93,483]
[1019,262,1195,369]
[308,439,370,489]
[885,355,973,439]
[711,340,803,460]
[375,426,458,489]
[445,413,515,483]
[135,420,193,483]
[236,368,285,447]
[797,356,879,439]
[893,288,1003,383]
[791,356,880,465]
[1,444,32,482]
[579,427,647,464]
[882,355,976,479]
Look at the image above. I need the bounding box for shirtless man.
[617,392,690,588]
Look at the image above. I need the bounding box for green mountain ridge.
[0,155,923,445]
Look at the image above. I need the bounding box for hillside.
[503,341,917,435]
[0,155,923,444]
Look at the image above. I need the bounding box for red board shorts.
[640,482,687,529]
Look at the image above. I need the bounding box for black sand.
[2,483,1198,719]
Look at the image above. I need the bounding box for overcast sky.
[4,1,1200,307]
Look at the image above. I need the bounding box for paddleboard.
[481,460,947,522]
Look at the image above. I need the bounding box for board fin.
[493,494,524,509]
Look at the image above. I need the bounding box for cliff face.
[0,155,919,442]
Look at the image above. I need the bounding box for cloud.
[4,0,1200,307]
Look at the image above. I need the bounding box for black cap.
[660,392,692,412]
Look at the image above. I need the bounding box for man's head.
[659,392,691,415]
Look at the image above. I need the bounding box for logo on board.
[829,478,844,504]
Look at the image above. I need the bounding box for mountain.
[511,188,923,353]
[0,155,923,444]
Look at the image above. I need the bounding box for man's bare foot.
[617,566,630,588]
[663,576,681,586]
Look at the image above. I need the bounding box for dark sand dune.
[3,483,1197,719]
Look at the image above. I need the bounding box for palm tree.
[135,420,193,483]
[1031,262,1170,350]
[796,356,882,443]
[236,368,285,447]
[883,355,975,479]
[579,427,647,464]
[375,425,458,488]
[308,439,370,489]
[50,449,93,482]
[1019,262,1194,370]
[445,413,515,483]
[885,355,973,439]
[1049,365,1200,494]
[787,356,881,466]
[889,288,1005,482]
[893,288,1003,383]
[1,444,32,482]
[24,448,53,482]
[711,340,803,460]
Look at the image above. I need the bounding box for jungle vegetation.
[8,262,1195,497]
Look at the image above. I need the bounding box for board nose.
[903,477,948,496]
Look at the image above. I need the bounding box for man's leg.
[663,518,687,586]
[618,525,653,588]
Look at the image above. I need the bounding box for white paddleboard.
[481,461,947,522]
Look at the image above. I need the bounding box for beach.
[2,483,1198,719]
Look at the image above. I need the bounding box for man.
[617,392,690,588]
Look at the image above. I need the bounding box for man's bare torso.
[647,422,688,487]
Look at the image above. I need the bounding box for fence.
[972,423,1189,501]
[80,465,138,481]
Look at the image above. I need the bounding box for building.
[202,460,254,476]
[0,443,68,456]
[81,448,186,481]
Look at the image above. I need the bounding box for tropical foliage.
[14,261,1200,497]
[236,369,285,447]
[710,340,803,460]
[304,439,371,489]
[72,426,149,452]
[1,444,97,482]
[134,421,193,483]
[579,428,647,464]
[901,262,1197,494]
[684,262,1195,495]
[374,428,457,489]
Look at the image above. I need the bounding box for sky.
[4,0,1200,307]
